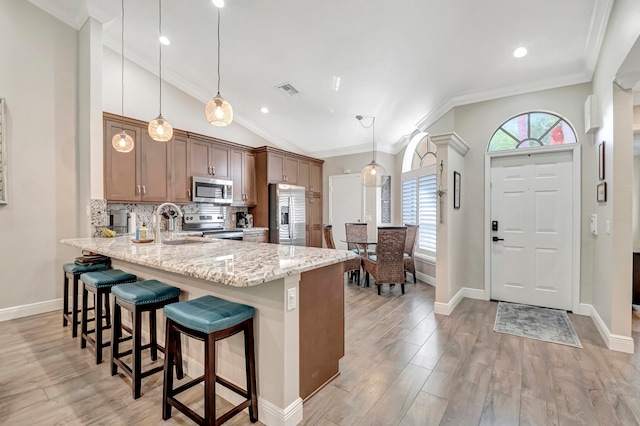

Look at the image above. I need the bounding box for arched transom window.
[488,111,577,152]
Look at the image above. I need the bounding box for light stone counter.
[60,234,354,426]
[61,234,355,287]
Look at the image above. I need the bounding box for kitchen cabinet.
[230,149,256,206]
[171,132,190,203]
[297,160,322,193]
[243,229,268,242]
[306,193,323,248]
[266,151,299,184]
[189,137,230,179]
[104,117,170,203]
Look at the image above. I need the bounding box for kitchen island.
[61,235,356,426]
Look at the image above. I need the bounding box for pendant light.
[148,0,173,141]
[204,9,233,126]
[112,0,134,153]
[357,115,387,187]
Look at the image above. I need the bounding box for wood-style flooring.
[2,278,640,425]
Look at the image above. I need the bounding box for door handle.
[492,236,504,242]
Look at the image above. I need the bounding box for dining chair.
[362,227,407,295]
[403,224,419,283]
[323,225,361,282]
[344,223,375,257]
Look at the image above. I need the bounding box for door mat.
[494,302,582,348]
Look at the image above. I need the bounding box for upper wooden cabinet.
[230,149,256,206]
[189,137,230,179]
[104,116,170,203]
[171,132,190,203]
[265,151,301,184]
[310,162,322,194]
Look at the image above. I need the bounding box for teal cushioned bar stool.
[111,279,181,399]
[62,262,109,338]
[162,295,258,425]
[80,269,136,364]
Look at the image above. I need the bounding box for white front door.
[329,174,364,250]
[490,150,573,310]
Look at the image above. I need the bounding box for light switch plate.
[287,287,297,311]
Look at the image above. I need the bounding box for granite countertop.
[61,234,356,287]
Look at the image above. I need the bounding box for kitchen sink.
[162,239,212,245]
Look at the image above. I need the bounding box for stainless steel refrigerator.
[269,183,306,246]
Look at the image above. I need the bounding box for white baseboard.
[579,303,635,354]
[434,287,487,316]
[415,271,435,286]
[0,298,62,322]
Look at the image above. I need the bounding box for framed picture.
[453,171,461,209]
[597,181,607,203]
[599,141,605,181]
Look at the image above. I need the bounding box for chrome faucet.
[154,202,184,241]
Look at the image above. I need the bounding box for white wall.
[102,47,272,149]
[590,0,640,337]
[0,0,79,311]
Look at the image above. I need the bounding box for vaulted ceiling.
[29,0,613,157]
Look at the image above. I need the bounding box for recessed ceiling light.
[260,107,269,114]
[159,36,170,46]
[212,0,225,8]
[513,47,528,58]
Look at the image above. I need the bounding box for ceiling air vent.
[276,83,299,96]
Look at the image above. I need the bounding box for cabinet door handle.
[208,166,211,175]
[188,189,191,197]
[142,185,146,195]
[137,184,141,195]
[212,166,216,176]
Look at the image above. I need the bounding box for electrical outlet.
[287,287,297,311]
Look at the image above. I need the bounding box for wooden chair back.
[404,224,419,256]
[373,227,407,283]
[323,225,336,249]
[345,223,367,251]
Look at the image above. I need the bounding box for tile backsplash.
[91,199,248,237]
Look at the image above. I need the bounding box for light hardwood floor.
[2,278,640,425]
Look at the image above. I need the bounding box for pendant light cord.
[372,118,376,162]
[158,0,163,114]
[217,9,221,96]
[120,0,125,129]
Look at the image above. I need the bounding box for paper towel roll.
[128,212,137,235]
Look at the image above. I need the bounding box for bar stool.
[62,262,109,337]
[162,295,258,425]
[80,269,137,364]
[111,279,181,399]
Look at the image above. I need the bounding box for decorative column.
[431,133,470,315]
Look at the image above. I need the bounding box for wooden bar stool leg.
[204,335,217,426]
[150,310,158,361]
[174,331,184,380]
[132,307,142,399]
[95,291,104,364]
[245,320,258,422]
[111,302,121,376]
[104,295,111,327]
[80,285,89,349]
[72,275,80,338]
[63,272,69,327]
[162,318,174,421]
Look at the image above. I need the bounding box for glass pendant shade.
[112,130,135,153]
[148,114,173,141]
[205,94,233,126]
[360,160,387,187]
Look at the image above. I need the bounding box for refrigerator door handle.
[289,196,294,239]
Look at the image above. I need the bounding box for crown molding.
[310,142,396,159]
[583,0,614,73]
[431,132,470,157]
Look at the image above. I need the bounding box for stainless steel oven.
[191,176,233,204]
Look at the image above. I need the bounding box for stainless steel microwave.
[191,176,233,204]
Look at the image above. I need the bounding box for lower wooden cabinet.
[243,229,268,242]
